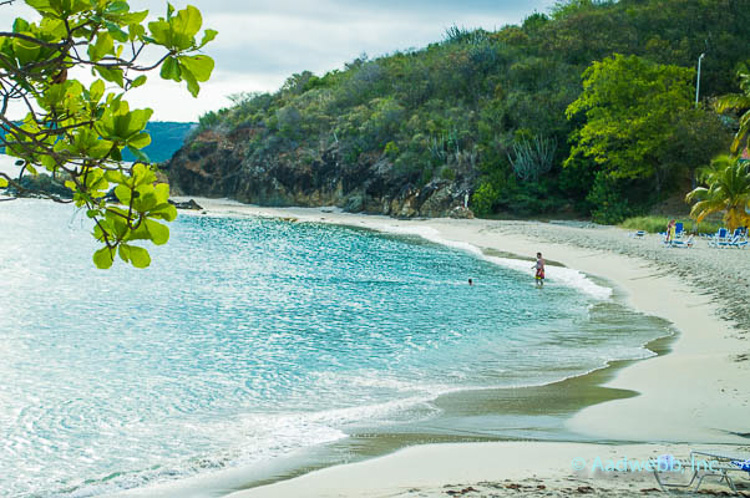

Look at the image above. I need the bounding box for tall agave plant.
[686,155,750,231]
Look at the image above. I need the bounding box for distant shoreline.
[161,197,749,497]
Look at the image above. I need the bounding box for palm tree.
[686,155,750,231]
[715,63,750,156]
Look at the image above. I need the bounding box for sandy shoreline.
[162,197,750,497]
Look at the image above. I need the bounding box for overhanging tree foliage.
[565,54,695,192]
[564,53,727,222]
[0,0,216,268]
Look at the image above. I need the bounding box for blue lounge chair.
[675,222,684,238]
[708,228,730,248]
[729,235,749,249]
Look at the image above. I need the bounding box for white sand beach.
[170,197,749,497]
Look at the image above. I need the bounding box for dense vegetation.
[194,0,749,223]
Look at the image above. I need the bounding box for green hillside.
[183,0,750,222]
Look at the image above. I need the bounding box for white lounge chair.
[654,449,750,494]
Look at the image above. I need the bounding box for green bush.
[439,166,456,180]
[471,181,499,216]
[620,216,722,234]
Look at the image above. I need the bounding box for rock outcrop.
[165,128,476,218]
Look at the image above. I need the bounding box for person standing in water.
[533,252,545,287]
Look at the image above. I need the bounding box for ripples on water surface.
[0,200,663,496]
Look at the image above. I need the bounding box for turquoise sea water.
[0,200,664,497]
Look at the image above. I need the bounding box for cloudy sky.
[3,0,555,122]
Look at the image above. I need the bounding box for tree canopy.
[188,0,745,222]
[0,0,216,268]
[566,54,696,185]
[563,54,727,222]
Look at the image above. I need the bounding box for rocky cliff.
[165,128,476,218]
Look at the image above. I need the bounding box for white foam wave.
[368,223,613,300]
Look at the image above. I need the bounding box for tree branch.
[0,172,74,204]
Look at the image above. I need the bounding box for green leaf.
[128,131,151,149]
[12,36,41,64]
[153,183,170,204]
[89,79,105,102]
[40,155,56,171]
[131,75,147,88]
[172,5,203,41]
[114,184,132,204]
[104,20,129,43]
[145,219,170,245]
[149,203,178,222]
[104,170,125,184]
[198,28,218,49]
[93,247,115,269]
[132,163,157,186]
[95,66,124,87]
[128,245,151,268]
[134,184,158,211]
[181,65,200,97]
[160,56,181,81]
[119,11,149,25]
[148,19,171,47]
[128,23,146,42]
[0,177,8,188]
[179,54,214,82]
[12,18,31,32]
[105,1,130,15]
[88,32,114,61]
[127,145,151,163]
[118,243,131,262]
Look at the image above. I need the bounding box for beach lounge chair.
[675,222,684,238]
[708,228,730,248]
[654,449,750,494]
[729,235,749,249]
[668,234,695,248]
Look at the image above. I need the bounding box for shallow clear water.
[0,200,661,496]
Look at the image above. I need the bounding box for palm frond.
[715,94,750,113]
